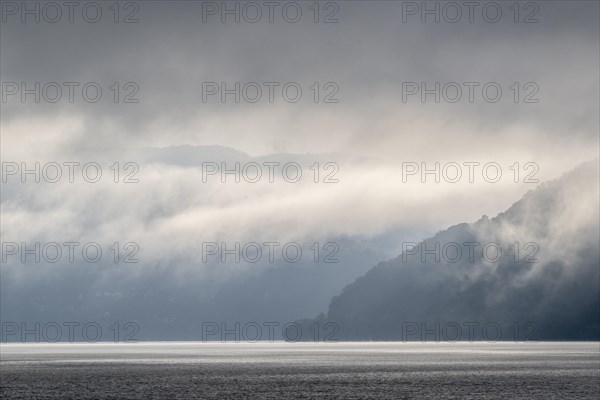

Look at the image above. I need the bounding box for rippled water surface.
[1,342,598,399]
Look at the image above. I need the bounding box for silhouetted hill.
[309,160,600,341]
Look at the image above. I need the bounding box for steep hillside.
[321,161,600,340]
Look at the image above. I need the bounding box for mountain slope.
[322,160,600,340]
